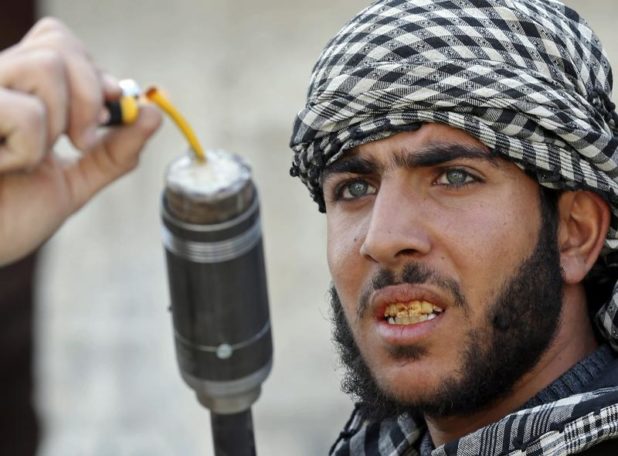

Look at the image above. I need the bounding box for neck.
[425,285,598,447]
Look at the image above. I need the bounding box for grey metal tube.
[161,150,272,455]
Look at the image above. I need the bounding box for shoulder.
[449,387,618,455]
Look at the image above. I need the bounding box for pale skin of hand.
[0,18,162,266]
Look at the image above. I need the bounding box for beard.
[329,191,564,421]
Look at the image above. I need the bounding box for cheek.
[442,199,541,305]
[474,200,538,255]
[326,213,366,296]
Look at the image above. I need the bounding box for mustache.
[357,262,466,319]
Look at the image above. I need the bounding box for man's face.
[322,124,563,417]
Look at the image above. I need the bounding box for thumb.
[63,103,162,212]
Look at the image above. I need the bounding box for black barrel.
[161,150,273,414]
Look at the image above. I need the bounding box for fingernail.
[98,108,111,125]
[103,73,119,87]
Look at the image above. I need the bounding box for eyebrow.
[322,144,499,182]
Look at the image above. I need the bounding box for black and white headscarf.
[330,387,618,455]
[289,0,618,348]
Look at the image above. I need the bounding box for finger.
[18,17,112,151]
[0,48,69,149]
[25,46,108,151]
[0,88,47,173]
[101,72,122,100]
[20,17,86,54]
[63,104,162,211]
[96,71,123,126]
[62,52,108,151]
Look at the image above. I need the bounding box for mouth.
[383,300,444,325]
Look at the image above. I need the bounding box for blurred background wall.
[0,0,615,455]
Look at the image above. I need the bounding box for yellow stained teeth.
[409,301,421,313]
[384,300,444,324]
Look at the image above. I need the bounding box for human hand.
[0,18,162,266]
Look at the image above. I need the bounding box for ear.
[557,191,610,285]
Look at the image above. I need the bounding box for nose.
[359,180,432,267]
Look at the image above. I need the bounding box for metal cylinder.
[211,410,256,456]
[161,149,272,414]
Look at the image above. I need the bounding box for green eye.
[349,181,368,196]
[339,180,375,200]
[445,169,469,185]
[437,168,476,187]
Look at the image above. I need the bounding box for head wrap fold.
[289,0,618,348]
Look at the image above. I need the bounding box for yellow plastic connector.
[119,96,139,124]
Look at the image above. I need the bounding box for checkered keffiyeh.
[289,0,618,350]
[330,388,618,455]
